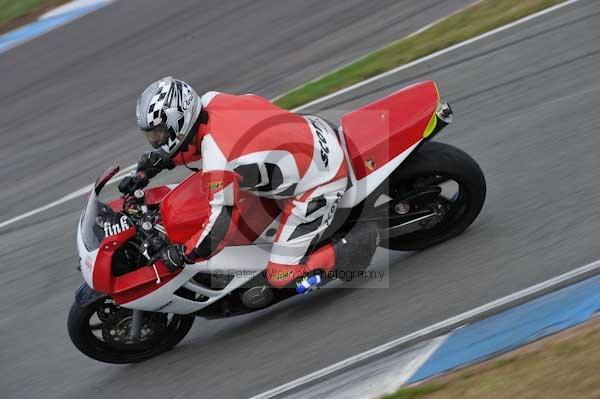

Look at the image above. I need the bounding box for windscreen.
[79,191,116,251]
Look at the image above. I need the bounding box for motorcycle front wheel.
[67,298,194,364]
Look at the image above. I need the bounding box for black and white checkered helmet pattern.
[136,76,201,156]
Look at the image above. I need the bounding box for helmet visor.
[143,125,170,149]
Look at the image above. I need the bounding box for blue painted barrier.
[0,1,112,54]
[407,274,600,383]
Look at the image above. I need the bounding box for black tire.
[381,141,486,251]
[68,299,195,364]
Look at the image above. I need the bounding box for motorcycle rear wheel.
[68,298,194,364]
[381,141,486,251]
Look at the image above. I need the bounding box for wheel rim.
[386,172,471,237]
[83,299,182,355]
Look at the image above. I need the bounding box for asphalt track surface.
[1,1,599,398]
[0,0,473,220]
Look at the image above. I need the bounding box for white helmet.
[136,76,202,156]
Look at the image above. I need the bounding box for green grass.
[274,0,565,110]
[380,384,447,399]
[493,357,517,368]
[0,0,69,33]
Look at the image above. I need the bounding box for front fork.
[74,283,145,338]
[130,310,144,338]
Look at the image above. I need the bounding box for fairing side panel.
[120,244,272,313]
[337,81,440,208]
[77,221,98,288]
[338,140,420,208]
[340,80,440,181]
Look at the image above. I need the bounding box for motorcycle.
[68,80,486,363]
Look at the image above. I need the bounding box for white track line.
[0,164,136,229]
[0,0,581,231]
[40,0,115,20]
[0,185,93,229]
[392,334,449,387]
[249,258,600,399]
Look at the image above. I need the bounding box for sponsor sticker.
[103,215,132,237]
[310,118,330,168]
[273,270,292,280]
[365,157,376,172]
[208,181,224,191]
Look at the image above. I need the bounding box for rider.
[120,76,379,291]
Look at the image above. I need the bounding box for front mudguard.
[74,283,108,308]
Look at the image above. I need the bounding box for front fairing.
[80,190,104,251]
[77,215,99,288]
[77,190,127,288]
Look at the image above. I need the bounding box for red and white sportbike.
[68,81,486,363]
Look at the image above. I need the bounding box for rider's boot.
[293,222,381,293]
[266,244,335,292]
[330,222,381,275]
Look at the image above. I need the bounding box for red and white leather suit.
[175,92,347,287]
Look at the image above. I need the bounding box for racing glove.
[154,243,196,272]
[118,151,175,194]
[137,150,175,179]
[118,171,149,194]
